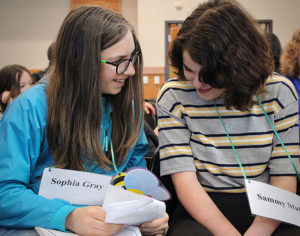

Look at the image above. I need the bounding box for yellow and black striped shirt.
[157,75,299,193]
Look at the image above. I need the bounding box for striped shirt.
[156,74,300,193]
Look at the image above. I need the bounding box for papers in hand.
[37,168,166,235]
[103,185,166,225]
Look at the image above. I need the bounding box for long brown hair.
[47,6,144,170]
[170,0,273,111]
[0,64,32,112]
[280,29,300,78]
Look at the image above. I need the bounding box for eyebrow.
[105,48,136,61]
[183,63,193,71]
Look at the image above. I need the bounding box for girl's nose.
[123,61,135,76]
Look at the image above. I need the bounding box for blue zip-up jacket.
[0,81,148,231]
[284,76,300,140]
[290,77,300,140]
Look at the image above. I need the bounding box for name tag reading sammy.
[39,168,112,205]
[245,179,300,227]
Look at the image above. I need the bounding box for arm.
[245,81,299,235]
[244,176,297,236]
[0,88,76,230]
[172,171,241,236]
[0,88,130,235]
[156,83,239,235]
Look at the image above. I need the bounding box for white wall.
[238,0,300,47]
[137,0,300,67]
[0,0,69,69]
[0,0,299,69]
[122,0,137,33]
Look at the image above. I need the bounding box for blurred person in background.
[0,64,33,120]
[265,32,282,73]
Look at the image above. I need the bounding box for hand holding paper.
[103,185,166,225]
[37,167,169,236]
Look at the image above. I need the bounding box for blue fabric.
[0,83,148,230]
[289,77,300,141]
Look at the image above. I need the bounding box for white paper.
[39,168,112,205]
[245,179,300,227]
[115,226,141,236]
[35,227,79,236]
[35,226,141,236]
[103,185,166,225]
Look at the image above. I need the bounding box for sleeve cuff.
[51,204,78,231]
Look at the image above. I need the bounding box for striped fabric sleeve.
[157,82,196,176]
[269,88,300,176]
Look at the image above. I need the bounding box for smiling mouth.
[197,88,211,93]
[115,79,125,83]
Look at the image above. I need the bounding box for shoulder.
[17,83,47,108]
[264,74,298,105]
[259,74,298,114]
[156,78,196,106]
[288,77,300,94]
[157,78,194,97]
[3,83,48,122]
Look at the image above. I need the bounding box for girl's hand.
[144,102,156,115]
[1,91,13,106]
[139,212,169,235]
[65,206,124,236]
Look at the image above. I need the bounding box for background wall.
[0,0,299,71]
[122,0,137,33]
[0,0,69,70]
[137,0,300,67]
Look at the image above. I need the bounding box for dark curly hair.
[169,0,273,111]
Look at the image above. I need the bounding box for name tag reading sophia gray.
[39,168,112,205]
[245,179,300,227]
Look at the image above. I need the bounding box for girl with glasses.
[0,6,168,236]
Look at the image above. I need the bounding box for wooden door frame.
[165,20,183,81]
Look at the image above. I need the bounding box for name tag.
[245,179,300,227]
[39,168,112,205]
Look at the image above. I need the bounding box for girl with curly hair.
[157,0,300,235]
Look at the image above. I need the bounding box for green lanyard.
[104,102,121,174]
[214,96,300,181]
[214,102,247,180]
[110,141,120,174]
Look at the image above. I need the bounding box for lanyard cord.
[214,103,248,180]
[111,141,120,174]
[105,102,121,174]
[214,98,300,181]
[256,95,300,180]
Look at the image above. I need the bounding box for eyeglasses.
[101,48,139,75]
